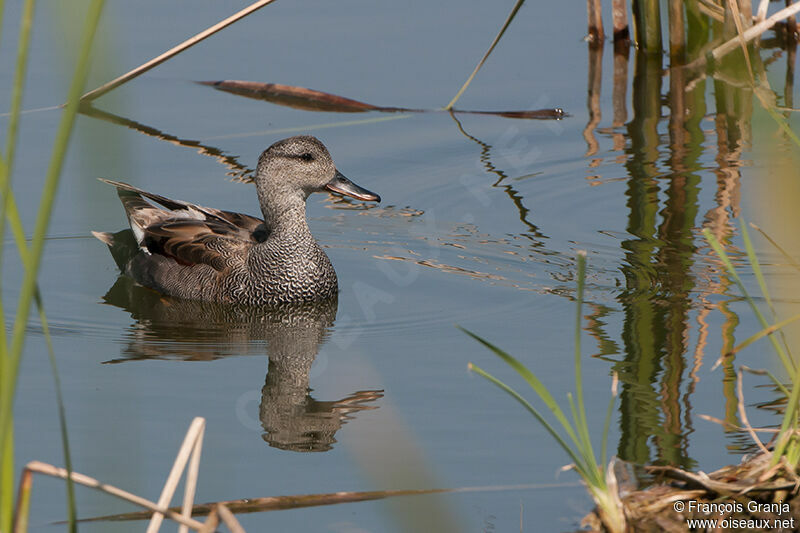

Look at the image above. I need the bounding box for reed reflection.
[101,273,382,452]
[586,36,762,469]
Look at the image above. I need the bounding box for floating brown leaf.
[198,80,566,120]
[72,483,543,523]
[199,80,409,113]
[456,108,567,120]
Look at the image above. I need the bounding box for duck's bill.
[326,171,380,202]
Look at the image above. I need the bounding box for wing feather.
[144,220,250,271]
[99,179,266,271]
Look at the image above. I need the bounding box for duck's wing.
[143,219,251,271]
[100,178,266,238]
[100,179,265,271]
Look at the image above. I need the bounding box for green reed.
[0,0,107,531]
[465,252,626,533]
[704,223,800,467]
[444,0,526,111]
[631,0,662,52]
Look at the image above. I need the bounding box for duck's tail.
[91,230,114,245]
[91,228,140,272]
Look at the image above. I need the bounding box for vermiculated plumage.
[93,135,380,305]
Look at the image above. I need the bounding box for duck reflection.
[102,274,382,452]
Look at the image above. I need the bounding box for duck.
[92,135,380,306]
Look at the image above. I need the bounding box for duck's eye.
[300,152,314,162]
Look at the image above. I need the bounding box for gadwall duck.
[92,135,380,305]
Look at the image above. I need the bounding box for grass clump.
[704,222,800,468]
[465,251,626,533]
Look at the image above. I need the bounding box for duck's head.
[256,136,380,206]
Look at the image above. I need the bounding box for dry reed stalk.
[739,0,754,27]
[197,507,219,533]
[632,0,663,51]
[148,417,206,533]
[612,0,629,40]
[587,0,605,42]
[179,418,205,533]
[11,468,32,533]
[80,0,278,102]
[583,44,602,156]
[712,1,800,60]
[757,0,770,21]
[612,47,629,129]
[23,461,205,530]
[668,0,685,59]
[698,0,725,21]
[737,369,771,456]
[217,503,246,533]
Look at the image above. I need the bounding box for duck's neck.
[260,192,311,237]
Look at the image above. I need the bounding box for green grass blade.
[0,0,107,492]
[567,391,601,487]
[444,0,527,110]
[2,0,36,172]
[464,252,617,522]
[572,252,598,475]
[773,362,800,463]
[567,392,579,443]
[1,428,12,532]
[0,6,36,514]
[706,227,800,465]
[601,373,618,467]
[703,228,795,374]
[0,1,36,341]
[0,0,33,515]
[35,290,76,532]
[0,0,6,49]
[750,223,800,275]
[742,221,774,314]
[460,328,580,448]
[468,362,589,473]
[746,367,792,399]
[762,97,800,148]
[730,313,800,359]
[739,221,794,361]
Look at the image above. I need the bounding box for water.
[3,0,800,531]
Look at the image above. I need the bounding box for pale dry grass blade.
[726,0,755,80]
[77,483,567,524]
[756,0,770,21]
[24,461,205,530]
[712,1,800,61]
[737,369,771,456]
[80,0,278,102]
[217,503,246,533]
[11,467,32,533]
[179,420,205,533]
[147,417,206,533]
[698,0,725,21]
[198,507,219,533]
[698,413,779,433]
